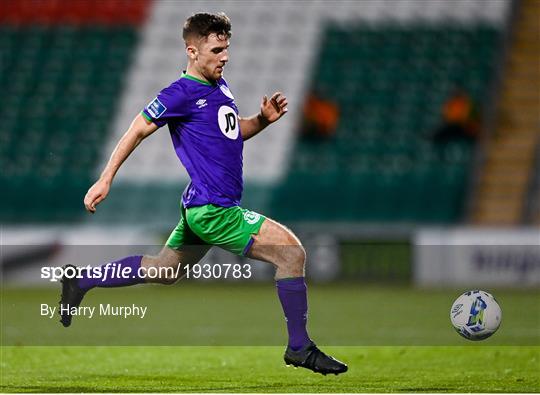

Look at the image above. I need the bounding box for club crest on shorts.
[243,210,261,225]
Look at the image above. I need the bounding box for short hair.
[182,12,232,44]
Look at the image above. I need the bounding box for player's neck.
[185,66,216,85]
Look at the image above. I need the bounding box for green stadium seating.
[271,25,501,223]
[0,26,138,222]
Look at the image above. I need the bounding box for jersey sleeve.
[141,83,188,128]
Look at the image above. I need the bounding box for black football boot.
[284,341,348,375]
[59,264,86,327]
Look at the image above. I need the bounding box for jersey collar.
[181,71,215,86]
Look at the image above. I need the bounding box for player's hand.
[84,179,111,214]
[260,92,288,124]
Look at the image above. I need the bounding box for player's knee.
[290,244,306,269]
[279,229,305,270]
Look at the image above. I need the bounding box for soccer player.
[60,12,347,375]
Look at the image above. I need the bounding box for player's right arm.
[84,113,158,213]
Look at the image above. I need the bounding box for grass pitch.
[1,346,539,392]
[1,284,539,392]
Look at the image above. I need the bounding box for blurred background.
[0,0,539,345]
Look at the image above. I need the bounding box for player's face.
[195,33,229,81]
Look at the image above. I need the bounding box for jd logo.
[218,105,239,139]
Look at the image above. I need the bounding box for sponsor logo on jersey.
[219,84,235,100]
[196,99,207,108]
[146,97,167,119]
[243,210,261,225]
[217,105,239,140]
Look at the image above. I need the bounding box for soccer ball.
[450,290,502,341]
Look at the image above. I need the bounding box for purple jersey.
[142,73,243,208]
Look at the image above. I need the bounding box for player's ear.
[186,45,198,61]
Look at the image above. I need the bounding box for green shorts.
[166,204,266,256]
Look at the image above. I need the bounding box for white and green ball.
[450,290,502,341]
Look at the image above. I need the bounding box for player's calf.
[140,246,209,284]
[141,257,181,285]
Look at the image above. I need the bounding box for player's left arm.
[239,92,288,141]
